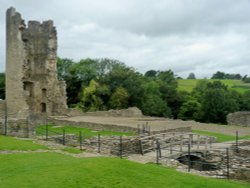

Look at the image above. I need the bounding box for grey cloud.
[0,0,250,78]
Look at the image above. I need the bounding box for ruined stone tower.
[6,7,67,117]
[0,7,68,136]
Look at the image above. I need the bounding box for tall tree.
[57,58,74,81]
[140,80,171,117]
[178,96,201,121]
[144,70,158,78]
[187,73,196,79]
[109,87,129,109]
[157,70,179,118]
[79,80,104,112]
[200,81,239,124]
[211,71,226,79]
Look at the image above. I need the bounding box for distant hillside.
[177,79,250,93]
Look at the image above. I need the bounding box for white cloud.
[0,0,250,78]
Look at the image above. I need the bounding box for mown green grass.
[178,79,250,93]
[62,147,84,154]
[36,124,134,138]
[0,152,249,188]
[0,135,47,150]
[192,130,250,142]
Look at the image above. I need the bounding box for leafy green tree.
[200,81,239,124]
[140,80,171,117]
[178,96,201,121]
[157,70,179,118]
[144,70,158,78]
[109,87,129,109]
[211,71,226,79]
[240,91,250,110]
[191,79,209,101]
[57,58,74,81]
[242,75,250,83]
[79,80,104,112]
[102,63,143,107]
[187,73,196,79]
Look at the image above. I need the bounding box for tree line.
[188,71,250,83]
[0,58,249,125]
[57,58,250,124]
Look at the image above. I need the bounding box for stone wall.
[46,117,191,135]
[68,107,143,118]
[0,118,34,137]
[227,111,250,127]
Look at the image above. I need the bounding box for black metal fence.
[36,124,135,158]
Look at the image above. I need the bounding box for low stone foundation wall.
[0,118,34,137]
[47,118,191,135]
[67,107,143,118]
[227,111,250,127]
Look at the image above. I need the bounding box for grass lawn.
[192,130,250,142]
[0,152,249,188]
[62,147,84,154]
[0,135,47,150]
[178,79,250,93]
[36,124,134,138]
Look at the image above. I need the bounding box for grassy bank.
[192,130,250,142]
[0,152,249,188]
[0,135,47,150]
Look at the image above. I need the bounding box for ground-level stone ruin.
[0,7,68,137]
[227,111,250,127]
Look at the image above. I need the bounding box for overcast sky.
[1,0,250,78]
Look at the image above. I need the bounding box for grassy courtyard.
[36,124,134,138]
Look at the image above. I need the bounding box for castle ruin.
[0,7,68,137]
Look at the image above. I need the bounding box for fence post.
[157,139,162,158]
[4,115,7,136]
[180,135,183,152]
[205,137,208,151]
[79,131,83,150]
[46,124,49,141]
[226,148,230,179]
[139,139,144,155]
[137,124,140,135]
[156,140,160,165]
[188,134,192,148]
[197,135,200,149]
[209,137,212,149]
[119,136,123,159]
[97,134,101,153]
[62,129,65,145]
[236,131,239,153]
[188,143,191,172]
[170,137,173,154]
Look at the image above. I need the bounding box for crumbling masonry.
[0,7,68,137]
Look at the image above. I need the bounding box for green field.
[36,124,134,138]
[192,130,250,142]
[1,135,250,187]
[0,135,47,150]
[1,152,249,188]
[178,79,250,93]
